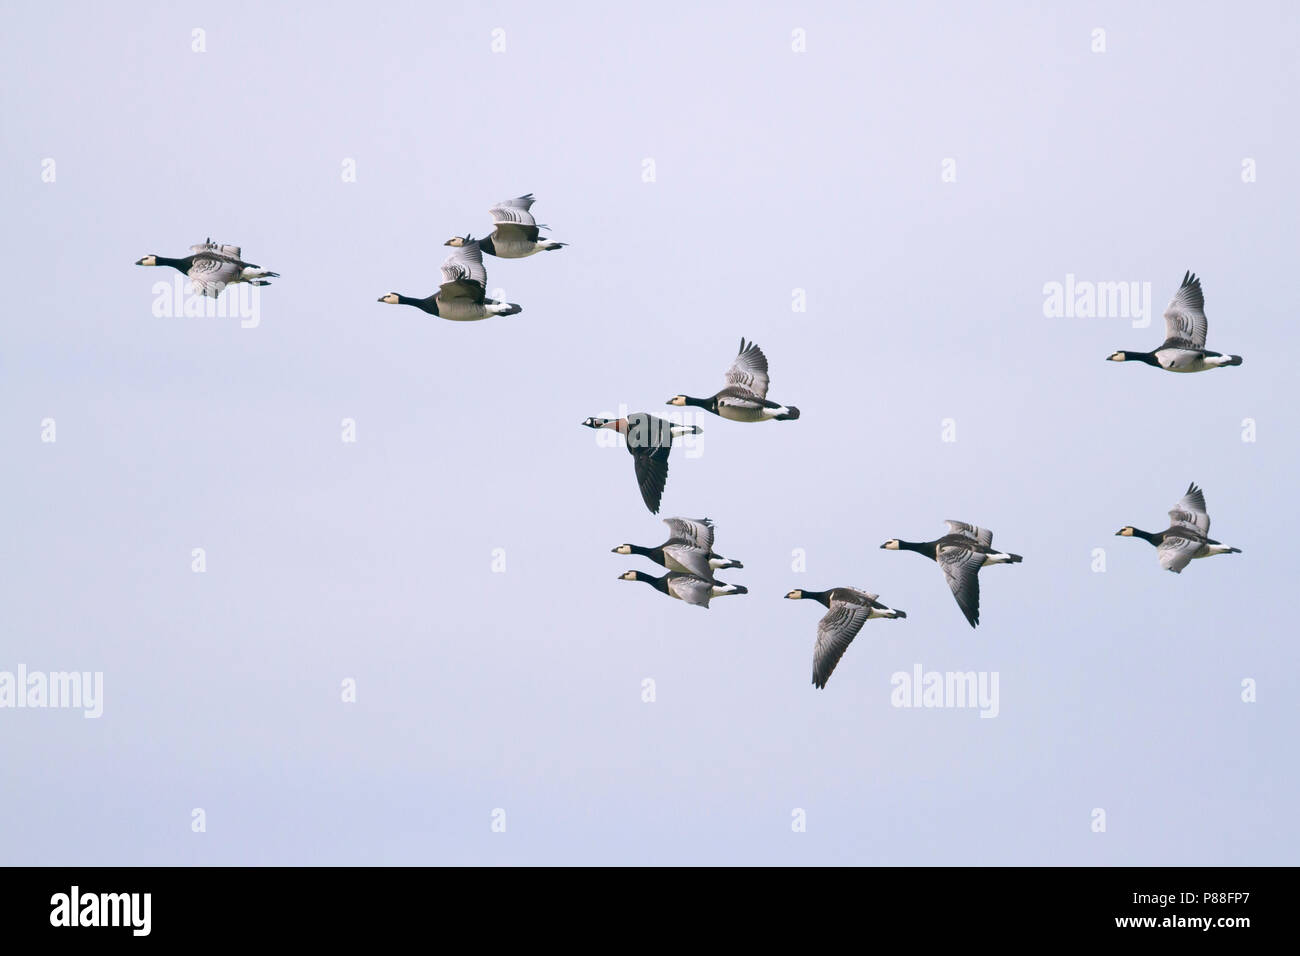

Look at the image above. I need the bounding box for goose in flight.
[581,413,701,513]
[1108,271,1242,372]
[1116,482,1242,573]
[446,193,566,258]
[882,521,1023,628]
[785,587,905,689]
[668,339,800,422]
[612,517,743,579]
[378,237,522,320]
[618,570,747,608]
[135,239,279,297]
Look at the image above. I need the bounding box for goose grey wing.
[714,385,769,410]
[938,546,984,628]
[944,520,993,548]
[188,256,240,297]
[1168,482,1210,536]
[1162,271,1208,348]
[833,587,878,607]
[489,194,541,242]
[632,445,670,514]
[812,601,872,688]
[1158,534,1201,573]
[662,517,715,551]
[661,541,714,579]
[723,338,770,400]
[438,241,488,301]
[190,241,244,262]
[666,573,712,607]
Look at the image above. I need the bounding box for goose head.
[1106,351,1127,362]
[880,539,901,550]
[667,395,688,407]
[619,570,647,582]
[581,417,610,429]
[784,589,804,600]
[611,544,634,555]
[444,235,471,247]
[1115,526,1136,536]
[135,255,158,266]
[378,293,401,304]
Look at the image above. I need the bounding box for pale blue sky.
[1,0,1296,864]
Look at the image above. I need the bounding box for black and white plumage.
[785,587,905,689]
[618,570,747,608]
[134,239,280,297]
[445,194,566,258]
[1107,271,1243,372]
[1115,482,1242,573]
[581,413,701,513]
[882,521,1023,628]
[378,237,522,321]
[668,338,801,422]
[612,517,743,579]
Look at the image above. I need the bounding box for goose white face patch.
[882,539,901,550]
[379,293,400,304]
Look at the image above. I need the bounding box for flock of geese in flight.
[133,196,1246,690]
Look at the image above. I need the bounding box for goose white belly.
[718,404,783,423]
[436,300,493,322]
[1155,348,1209,372]
[490,240,541,259]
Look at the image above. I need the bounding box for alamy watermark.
[0,665,103,718]
[891,663,999,718]
[1043,274,1152,328]
[149,277,263,329]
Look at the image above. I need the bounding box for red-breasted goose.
[581,413,701,514]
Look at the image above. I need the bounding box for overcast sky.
[2,0,1296,864]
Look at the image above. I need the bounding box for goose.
[445,193,566,258]
[612,517,743,579]
[881,521,1023,628]
[135,239,279,297]
[1107,271,1242,372]
[785,587,906,689]
[378,237,522,320]
[1116,482,1242,573]
[618,570,747,608]
[581,413,701,513]
[668,338,800,422]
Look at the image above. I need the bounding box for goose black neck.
[898,540,936,559]
[398,294,438,314]
[643,572,670,593]
[479,235,496,256]
[1131,528,1163,545]
[1128,351,1160,367]
[156,255,194,273]
[682,396,716,412]
[630,544,662,562]
[800,590,831,606]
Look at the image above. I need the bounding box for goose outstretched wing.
[1162,271,1208,349]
